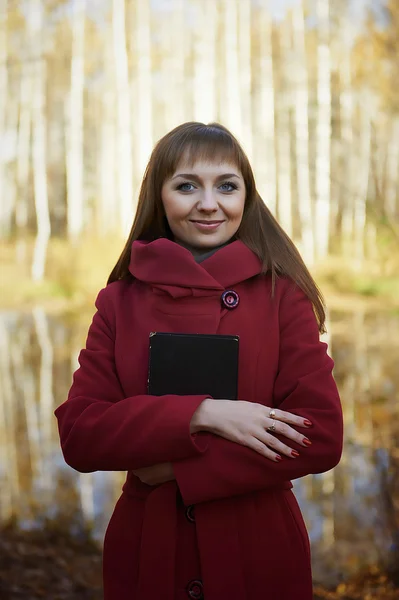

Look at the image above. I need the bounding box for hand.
[198,399,312,462]
[133,462,176,486]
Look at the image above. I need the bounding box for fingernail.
[304,420,313,427]
[303,438,312,447]
[291,450,300,457]
[275,455,283,462]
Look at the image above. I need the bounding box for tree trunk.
[113,0,134,236]
[5,76,18,240]
[223,0,241,136]
[276,18,292,239]
[0,317,18,520]
[159,0,186,133]
[33,307,54,493]
[66,0,86,241]
[13,324,41,500]
[253,3,276,216]
[30,0,51,282]
[385,117,399,219]
[15,60,33,263]
[338,17,356,256]
[134,0,153,179]
[238,0,252,158]
[99,22,117,235]
[314,0,332,259]
[292,4,314,264]
[79,472,95,522]
[353,95,371,268]
[0,0,10,237]
[193,0,217,123]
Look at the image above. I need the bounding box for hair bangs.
[162,123,245,179]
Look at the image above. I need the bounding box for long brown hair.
[108,122,326,333]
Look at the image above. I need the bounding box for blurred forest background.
[0,0,398,306]
[0,0,398,598]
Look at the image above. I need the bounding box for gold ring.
[268,419,276,433]
[269,409,276,419]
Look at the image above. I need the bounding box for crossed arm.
[55,284,343,504]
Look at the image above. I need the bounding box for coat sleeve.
[54,287,209,473]
[173,282,343,505]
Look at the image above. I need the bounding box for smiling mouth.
[190,220,225,224]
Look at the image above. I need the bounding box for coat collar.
[129,238,263,290]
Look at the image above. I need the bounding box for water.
[0,307,398,585]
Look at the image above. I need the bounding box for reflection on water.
[0,307,398,583]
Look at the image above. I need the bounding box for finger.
[265,420,311,448]
[256,430,299,458]
[243,436,283,462]
[265,407,312,429]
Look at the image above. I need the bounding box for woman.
[55,122,343,600]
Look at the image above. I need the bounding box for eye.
[176,182,196,192]
[219,181,238,193]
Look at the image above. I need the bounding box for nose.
[197,189,218,212]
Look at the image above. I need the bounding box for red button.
[221,290,239,309]
[185,505,195,523]
[187,579,204,599]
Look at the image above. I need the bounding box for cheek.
[162,192,187,221]
[224,197,245,222]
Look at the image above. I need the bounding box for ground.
[0,524,398,600]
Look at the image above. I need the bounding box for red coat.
[55,239,343,600]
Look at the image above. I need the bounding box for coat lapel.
[129,238,262,292]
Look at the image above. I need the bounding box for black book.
[147,332,239,400]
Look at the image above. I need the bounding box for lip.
[190,220,225,231]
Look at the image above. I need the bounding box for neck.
[175,239,228,258]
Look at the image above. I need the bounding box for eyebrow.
[171,172,241,182]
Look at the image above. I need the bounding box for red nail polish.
[303,438,312,447]
[291,450,300,457]
[275,455,283,462]
[304,420,313,427]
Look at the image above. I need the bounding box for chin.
[192,234,228,248]
[174,224,236,250]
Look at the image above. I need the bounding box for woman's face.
[161,160,246,251]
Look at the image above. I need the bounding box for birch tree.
[253,3,276,216]
[0,0,9,236]
[113,0,133,235]
[353,95,371,267]
[133,0,153,179]
[30,0,51,281]
[66,0,86,241]
[292,3,314,263]
[157,0,186,134]
[238,0,252,158]
[5,69,18,238]
[314,0,332,259]
[385,117,399,219]
[12,323,41,498]
[79,472,95,523]
[0,317,15,520]
[275,18,292,239]
[33,307,54,493]
[222,0,241,136]
[339,17,356,254]
[170,0,187,127]
[15,60,32,261]
[99,21,117,234]
[193,0,217,124]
